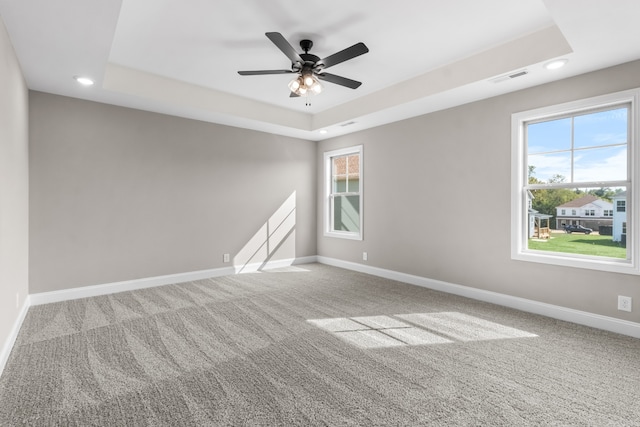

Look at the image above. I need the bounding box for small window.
[617,200,626,212]
[324,146,363,240]
[561,209,566,215]
[572,209,576,216]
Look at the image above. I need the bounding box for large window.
[324,145,363,240]
[512,89,639,274]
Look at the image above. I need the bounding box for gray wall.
[29,92,316,293]
[0,17,29,356]
[318,60,640,323]
[17,39,640,327]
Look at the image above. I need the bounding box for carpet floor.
[1,263,640,426]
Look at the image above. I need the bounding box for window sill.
[324,230,363,241]
[512,250,639,275]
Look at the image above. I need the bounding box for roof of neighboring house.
[557,195,600,208]
[531,212,553,219]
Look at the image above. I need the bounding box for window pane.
[332,155,360,194]
[333,195,360,232]
[332,157,345,193]
[527,117,571,154]
[333,175,347,193]
[347,154,360,193]
[573,145,627,182]
[332,156,346,193]
[333,156,346,175]
[527,186,627,260]
[528,152,571,183]
[347,178,359,193]
[574,108,628,149]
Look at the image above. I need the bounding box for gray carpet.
[1,263,640,426]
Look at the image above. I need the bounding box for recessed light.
[74,76,94,86]
[319,129,328,134]
[544,59,568,70]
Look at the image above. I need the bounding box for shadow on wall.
[233,191,296,273]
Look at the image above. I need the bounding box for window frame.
[511,89,639,275]
[324,145,363,240]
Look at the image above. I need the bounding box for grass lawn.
[528,232,627,259]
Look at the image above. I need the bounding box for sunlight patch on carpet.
[397,312,538,342]
[308,312,537,348]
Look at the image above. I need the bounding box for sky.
[527,107,628,184]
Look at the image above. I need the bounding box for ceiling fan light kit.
[238,32,369,101]
[288,73,322,97]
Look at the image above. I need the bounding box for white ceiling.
[2,0,640,141]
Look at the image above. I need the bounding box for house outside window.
[324,145,363,240]
[512,89,639,274]
[613,192,628,243]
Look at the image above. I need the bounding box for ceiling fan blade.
[266,32,303,64]
[289,91,300,98]
[317,42,369,69]
[316,72,362,89]
[238,70,295,76]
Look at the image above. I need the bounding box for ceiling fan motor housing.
[298,54,321,72]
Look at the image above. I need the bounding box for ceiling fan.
[238,32,369,98]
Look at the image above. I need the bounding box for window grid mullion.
[570,116,575,183]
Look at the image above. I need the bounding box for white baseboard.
[0,296,31,378]
[30,266,235,306]
[30,256,319,306]
[316,256,640,339]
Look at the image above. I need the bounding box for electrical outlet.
[363,252,368,261]
[618,295,632,312]
[223,253,230,263]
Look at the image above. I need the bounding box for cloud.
[529,146,627,183]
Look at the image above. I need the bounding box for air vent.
[340,121,356,127]
[489,70,529,84]
[509,70,528,79]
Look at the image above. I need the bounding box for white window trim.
[324,145,363,240]
[511,89,640,275]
